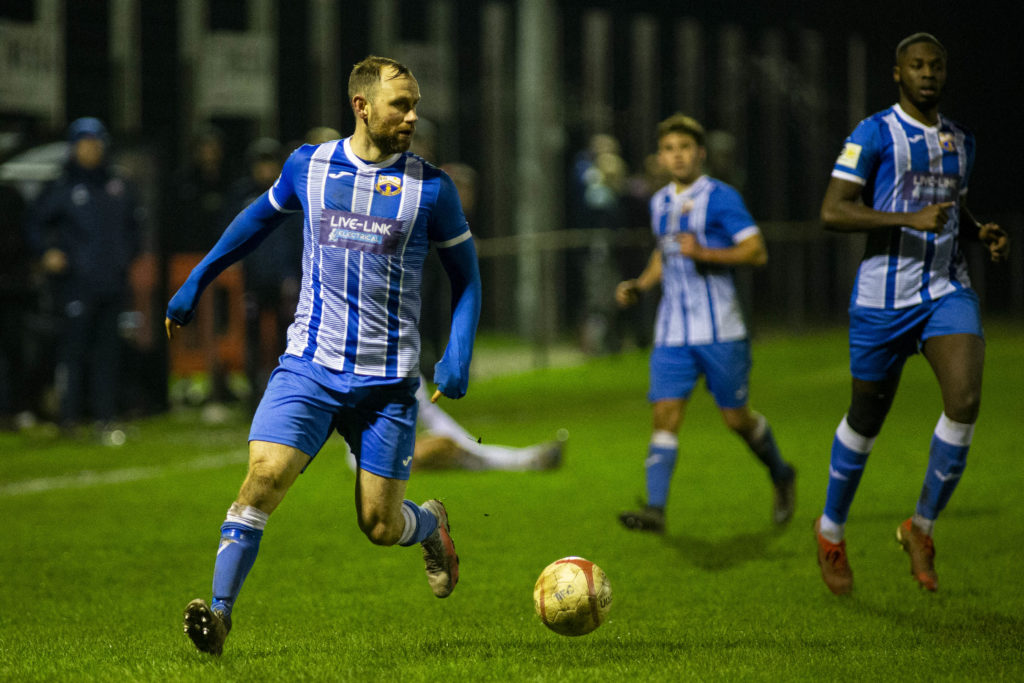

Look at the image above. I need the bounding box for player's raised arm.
[615,248,662,308]
[678,231,767,267]
[433,237,481,400]
[165,192,291,337]
[820,176,952,235]
[430,172,482,400]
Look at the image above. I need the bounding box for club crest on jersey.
[939,132,956,152]
[375,175,402,196]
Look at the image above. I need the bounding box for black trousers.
[56,292,122,425]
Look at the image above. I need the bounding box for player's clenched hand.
[908,201,955,233]
[615,279,639,308]
[676,232,703,259]
[979,223,1010,262]
[433,353,469,400]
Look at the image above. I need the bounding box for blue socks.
[397,500,438,546]
[211,504,268,618]
[645,431,679,509]
[207,498,444,618]
[821,413,973,542]
[916,413,972,522]
[822,416,875,533]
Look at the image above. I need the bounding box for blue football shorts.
[848,287,984,381]
[648,341,751,408]
[249,365,419,480]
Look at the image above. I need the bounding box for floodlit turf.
[1,325,1022,681]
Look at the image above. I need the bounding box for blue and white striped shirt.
[269,137,470,380]
[831,103,975,309]
[649,175,760,347]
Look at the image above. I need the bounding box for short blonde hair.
[657,113,705,147]
[348,56,413,104]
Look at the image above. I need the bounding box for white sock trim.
[934,413,975,447]
[912,513,935,537]
[836,416,875,454]
[818,514,844,543]
[651,430,678,448]
[749,412,768,442]
[226,503,269,531]
[397,501,417,546]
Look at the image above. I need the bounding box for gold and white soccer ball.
[533,556,612,636]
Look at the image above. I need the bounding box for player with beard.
[813,34,1009,595]
[168,56,481,654]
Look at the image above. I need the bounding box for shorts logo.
[402,455,413,467]
[836,142,862,169]
[375,175,402,196]
[319,210,405,255]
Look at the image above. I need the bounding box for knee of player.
[359,514,403,546]
[239,470,290,507]
[721,410,755,435]
[945,392,981,424]
[845,396,892,438]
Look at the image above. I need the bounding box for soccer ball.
[533,556,612,636]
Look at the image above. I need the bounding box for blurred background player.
[413,380,565,470]
[813,33,1009,595]
[615,113,796,533]
[356,379,566,471]
[167,56,480,655]
[23,117,141,440]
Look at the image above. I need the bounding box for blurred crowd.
[0,117,331,441]
[0,115,724,443]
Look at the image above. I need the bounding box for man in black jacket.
[25,117,140,436]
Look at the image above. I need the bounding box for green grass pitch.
[1,325,1022,681]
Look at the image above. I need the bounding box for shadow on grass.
[659,525,789,571]
[842,591,1024,643]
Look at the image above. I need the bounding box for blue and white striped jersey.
[268,137,470,380]
[649,175,760,347]
[831,103,975,309]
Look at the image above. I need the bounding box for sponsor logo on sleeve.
[319,210,405,255]
[836,142,862,169]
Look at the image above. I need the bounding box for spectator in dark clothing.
[224,138,301,413]
[166,126,230,254]
[164,126,233,416]
[24,117,141,436]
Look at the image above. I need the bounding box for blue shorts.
[849,287,983,381]
[648,341,751,408]
[249,365,419,480]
